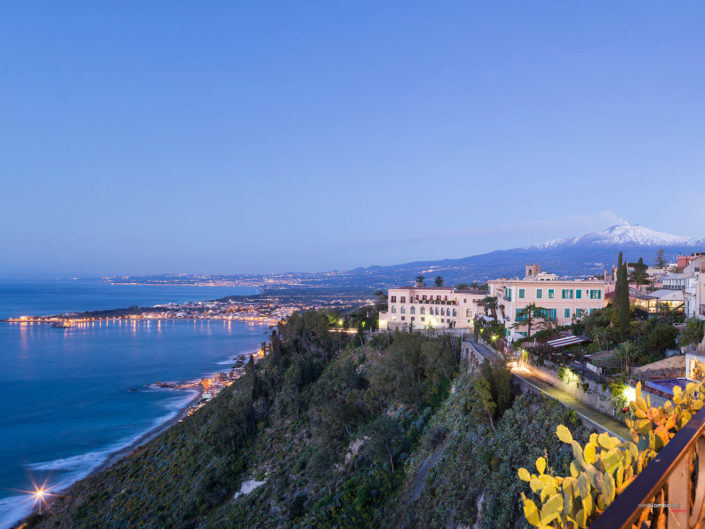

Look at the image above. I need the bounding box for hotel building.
[378,284,487,331]
[487,264,608,338]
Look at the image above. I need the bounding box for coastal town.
[154,347,268,416]
[3,290,375,328]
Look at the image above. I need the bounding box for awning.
[546,336,591,349]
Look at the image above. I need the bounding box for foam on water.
[2,389,201,529]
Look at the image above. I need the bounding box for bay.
[0,280,268,528]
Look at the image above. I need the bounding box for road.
[466,339,631,441]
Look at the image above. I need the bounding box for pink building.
[487,265,608,338]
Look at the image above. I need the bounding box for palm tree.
[434,276,444,287]
[593,327,609,351]
[415,275,425,286]
[481,296,498,319]
[616,342,637,374]
[374,290,387,309]
[513,303,550,337]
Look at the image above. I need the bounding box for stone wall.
[527,363,624,420]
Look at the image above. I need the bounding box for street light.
[22,482,53,515]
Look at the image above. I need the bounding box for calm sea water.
[0,280,267,528]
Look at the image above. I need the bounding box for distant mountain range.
[112,222,705,292]
[349,221,705,286]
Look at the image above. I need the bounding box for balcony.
[589,406,705,529]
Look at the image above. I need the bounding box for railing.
[589,406,705,529]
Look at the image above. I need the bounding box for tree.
[614,252,630,340]
[512,303,550,337]
[629,257,648,288]
[374,290,387,311]
[467,375,496,432]
[481,296,498,319]
[655,248,667,268]
[415,275,425,285]
[362,416,403,472]
[681,318,705,347]
[457,283,469,290]
[615,252,624,311]
[616,341,636,374]
[618,261,631,341]
[434,276,444,287]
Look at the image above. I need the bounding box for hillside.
[22,310,593,529]
[348,221,704,285]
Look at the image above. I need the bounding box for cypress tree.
[615,252,624,311]
[618,261,630,340]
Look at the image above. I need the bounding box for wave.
[5,389,200,529]
[0,494,37,529]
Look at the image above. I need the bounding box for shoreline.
[70,345,262,482]
[85,387,203,479]
[10,346,263,528]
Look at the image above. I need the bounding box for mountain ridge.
[349,221,705,286]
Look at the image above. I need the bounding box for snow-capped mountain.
[349,221,705,287]
[531,221,702,250]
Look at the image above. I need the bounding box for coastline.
[85,387,203,479]
[8,345,263,529]
[62,346,261,485]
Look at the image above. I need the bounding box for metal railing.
[589,406,705,529]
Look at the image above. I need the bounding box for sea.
[0,279,268,529]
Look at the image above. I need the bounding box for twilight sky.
[1,2,704,276]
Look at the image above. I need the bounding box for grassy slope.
[26,313,592,529]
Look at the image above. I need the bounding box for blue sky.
[1,2,704,275]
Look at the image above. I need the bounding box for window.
[536,289,543,299]
[463,298,467,303]
[401,296,406,303]
[421,317,425,322]
[452,309,457,317]
[420,307,425,315]
[564,308,570,318]
[576,309,583,318]
[576,289,582,300]
[390,296,396,303]
[562,289,573,299]
[589,290,602,299]
[391,306,396,314]
[411,316,415,321]
[401,306,406,314]
[435,307,439,315]
[505,287,512,301]
[410,306,415,314]
[401,316,405,321]
[518,288,525,299]
[441,308,445,316]
[548,289,554,299]
[441,318,445,323]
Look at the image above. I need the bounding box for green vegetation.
[25,309,595,529]
[519,379,705,528]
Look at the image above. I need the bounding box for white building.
[378,284,487,331]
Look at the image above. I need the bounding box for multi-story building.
[487,265,608,338]
[683,256,705,320]
[378,283,487,331]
